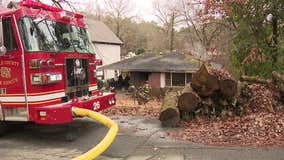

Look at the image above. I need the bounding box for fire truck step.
[2,108,28,122]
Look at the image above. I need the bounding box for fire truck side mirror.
[96,59,103,66]
[0,17,7,56]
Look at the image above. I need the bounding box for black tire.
[64,125,79,142]
[0,122,8,137]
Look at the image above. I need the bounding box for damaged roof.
[100,53,201,73]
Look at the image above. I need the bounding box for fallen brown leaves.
[102,88,284,147]
[169,111,284,146]
[243,84,275,113]
[208,66,233,80]
[169,83,284,147]
[101,93,162,118]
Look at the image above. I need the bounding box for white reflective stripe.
[103,92,114,96]
[0,96,25,102]
[89,85,98,91]
[0,92,65,102]
[27,92,65,101]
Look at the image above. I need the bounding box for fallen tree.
[190,64,239,117]
[159,91,180,127]
[191,64,219,97]
[220,79,238,99]
[159,64,284,126]
[178,84,201,112]
[240,76,270,84]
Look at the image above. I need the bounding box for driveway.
[0,116,283,160]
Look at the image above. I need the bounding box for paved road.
[0,116,283,160]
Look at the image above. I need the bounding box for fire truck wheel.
[0,122,8,136]
[65,125,79,142]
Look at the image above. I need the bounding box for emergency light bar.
[59,11,73,21]
[19,0,84,19]
[20,0,62,12]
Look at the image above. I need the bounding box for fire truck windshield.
[18,17,95,54]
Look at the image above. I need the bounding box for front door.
[0,15,27,121]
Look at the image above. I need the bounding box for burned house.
[100,53,201,94]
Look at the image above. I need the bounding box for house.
[100,53,202,94]
[86,19,123,80]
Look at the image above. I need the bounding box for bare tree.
[1,0,13,7]
[104,0,133,38]
[153,0,182,52]
[178,0,232,60]
[81,0,104,20]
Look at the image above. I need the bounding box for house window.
[172,73,185,86]
[165,73,193,87]
[165,73,171,86]
[186,73,192,83]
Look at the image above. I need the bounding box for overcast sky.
[39,0,157,22]
[1,0,156,21]
[80,0,156,22]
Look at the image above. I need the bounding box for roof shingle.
[100,53,201,73]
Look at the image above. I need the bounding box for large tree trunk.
[220,79,238,99]
[159,92,180,127]
[191,64,219,97]
[178,84,201,112]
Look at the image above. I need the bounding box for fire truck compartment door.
[0,16,27,122]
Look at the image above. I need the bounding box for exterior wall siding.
[94,43,121,80]
[148,73,161,89]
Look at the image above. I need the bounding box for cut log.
[272,71,284,93]
[159,92,180,127]
[202,98,213,107]
[191,64,219,97]
[240,76,270,84]
[220,79,238,99]
[178,84,201,112]
[200,98,213,115]
[272,71,284,83]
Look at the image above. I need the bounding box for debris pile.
[102,94,161,118]
[159,64,240,126]
[169,111,284,146]
[159,64,284,146]
[241,84,275,113]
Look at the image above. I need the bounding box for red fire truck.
[0,0,115,125]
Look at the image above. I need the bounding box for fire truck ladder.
[71,107,119,160]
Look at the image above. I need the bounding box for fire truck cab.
[0,1,115,124]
